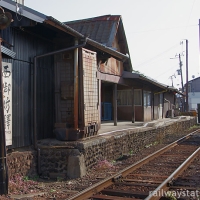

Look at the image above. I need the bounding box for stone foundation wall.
[38,148,81,177]
[6,117,197,178]
[7,150,37,179]
[82,118,197,170]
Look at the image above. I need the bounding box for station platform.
[36,116,197,179]
[98,116,190,136]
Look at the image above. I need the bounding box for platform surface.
[98,116,191,135]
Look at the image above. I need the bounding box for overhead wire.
[134,43,180,68]
[132,1,197,83]
[183,0,196,38]
[129,24,197,34]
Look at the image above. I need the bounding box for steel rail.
[145,146,200,200]
[67,129,200,200]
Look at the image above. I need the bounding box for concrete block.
[67,154,86,179]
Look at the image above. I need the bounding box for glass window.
[147,92,151,106]
[144,91,151,106]
[144,91,147,106]
[117,90,132,106]
[134,89,142,106]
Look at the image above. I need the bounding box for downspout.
[33,39,87,149]
[142,88,144,122]
[152,91,154,120]
[132,88,135,123]
[164,98,171,117]
[162,93,165,118]
[113,83,117,126]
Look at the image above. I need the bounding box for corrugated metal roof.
[65,15,132,70]
[65,15,121,47]
[0,0,129,61]
[0,1,129,62]
[122,71,182,95]
[188,76,200,83]
[45,17,129,62]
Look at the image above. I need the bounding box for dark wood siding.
[2,27,54,148]
[117,106,132,120]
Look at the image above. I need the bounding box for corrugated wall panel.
[37,57,54,140]
[2,27,54,148]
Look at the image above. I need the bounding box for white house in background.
[187,77,200,111]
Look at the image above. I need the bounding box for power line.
[128,24,197,34]
[154,63,178,79]
[134,43,179,68]
[183,0,196,37]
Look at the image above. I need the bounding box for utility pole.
[178,54,185,112]
[170,52,185,112]
[185,39,189,112]
[178,54,184,93]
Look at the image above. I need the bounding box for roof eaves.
[87,38,129,62]
[123,71,182,93]
[139,74,167,89]
[0,0,46,23]
[45,17,129,62]
[0,2,129,63]
[45,16,85,39]
[139,75,182,94]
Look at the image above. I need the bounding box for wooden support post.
[74,39,79,129]
[113,83,117,126]
[132,88,135,123]
[142,89,144,121]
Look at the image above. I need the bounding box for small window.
[117,90,132,106]
[144,91,151,106]
[147,92,151,106]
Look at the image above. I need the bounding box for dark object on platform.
[54,128,82,141]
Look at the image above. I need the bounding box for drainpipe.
[164,98,171,117]
[113,83,117,126]
[132,88,135,123]
[33,39,87,149]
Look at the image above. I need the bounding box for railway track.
[162,133,200,200]
[67,129,200,200]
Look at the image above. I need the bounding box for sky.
[24,0,200,89]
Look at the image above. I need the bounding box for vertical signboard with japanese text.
[2,62,12,146]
